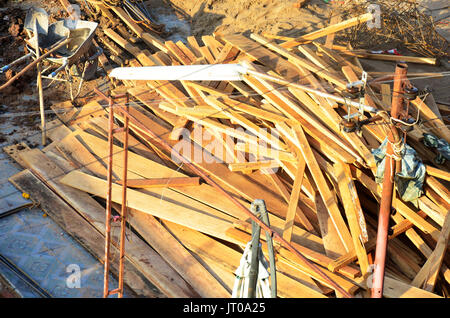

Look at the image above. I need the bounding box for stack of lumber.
[5,5,450,298]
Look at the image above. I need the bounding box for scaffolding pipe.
[371,63,408,298]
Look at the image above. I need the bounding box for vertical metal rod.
[103,95,115,298]
[35,27,46,146]
[371,63,407,298]
[248,202,261,298]
[118,93,129,298]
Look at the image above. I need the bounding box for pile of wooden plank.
[5,4,450,298]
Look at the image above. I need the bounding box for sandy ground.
[149,0,450,42]
[150,0,331,38]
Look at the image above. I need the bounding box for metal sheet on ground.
[0,207,126,298]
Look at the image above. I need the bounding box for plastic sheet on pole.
[372,138,426,203]
[232,241,271,298]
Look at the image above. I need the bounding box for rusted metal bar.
[371,63,407,298]
[94,88,353,298]
[103,93,115,298]
[118,93,129,298]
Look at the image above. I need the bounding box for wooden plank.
[287,84,375,167]
[394,200,440,241]
[163,221,327,298]
[411,97,450,144]
[126,208,230,297]
[280,13,374,48]
[201,35,223,59]
[411,212,450,291]
[109,6,168,53]
[103,28,156,66]
[127,86,180,126]
[117,177,201,188]
[243,74,360,164]
[381,84,392,110]
[205,96,287,150]
[324,14,341,48]
[297,45,340,75]
[418,196,447,227]
[391,212,450,285]
[186,36,203,58]
[291,125,353,254]
[283,158,306,242]
[265,172,315,232]
[215,43,240,63]
[2,142,31,167]
[221,34,300,81]
[332,45,438,65]
[424,186,450,219]
[226,227,360,294]
[9,169,162,298]
[165,40,193,65]
[334,161,370,274]
[198,46,215,64]
[59,170,240,244]
[426,165,450,182]
[66,130,249,224]
[383,276,441,298]
[16,149,199,297]
[176,40,198,64]
[426,176,450,206]
[228,160,280,172]
[108,101,300,221]
[250,34,347,89]
[235,142,297,163]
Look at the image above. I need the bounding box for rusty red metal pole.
[118,93,129,298]
[103,94,115,298]
[371,63,407,298]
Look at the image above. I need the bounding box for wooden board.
[221,34,300,81]
[9,169,162,298]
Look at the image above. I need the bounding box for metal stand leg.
[101,91,130,298]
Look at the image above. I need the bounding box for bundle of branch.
[333,0,449,58]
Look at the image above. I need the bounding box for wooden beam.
[280,13,374,48]
[163,221,327,298]
[332,45,437,65]
[117,177,201,188]
[411,212,450,292]
[9,169,178,297]
[426,165,450,182]
[291,124,353,254]
[283,159,306,242]
[60,171,240,244]
[126,208,230,297]
[334,161,369,274]
[109,6,167,53]
[251,34,347,89]
[221,34,300,81]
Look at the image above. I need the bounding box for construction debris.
[1,0,449,299]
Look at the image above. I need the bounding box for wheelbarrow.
[25,17,102,100]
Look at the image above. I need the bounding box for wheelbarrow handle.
[0,38,70,92]
[48,61,69,78]
[0,53,33,74]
